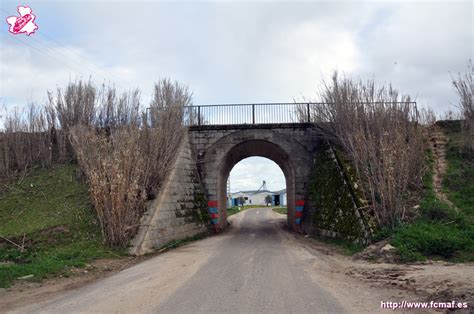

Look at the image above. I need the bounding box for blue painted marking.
[295,206,304,211]
[295,218,302,224]
[211,218,218,224]
[209,207,218,213]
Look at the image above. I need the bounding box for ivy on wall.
[307,143,371,241]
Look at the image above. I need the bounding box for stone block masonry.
[129,132,210,255]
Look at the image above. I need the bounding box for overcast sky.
[1,0,472,192]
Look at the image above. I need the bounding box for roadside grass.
[385,121,474,262]
[0,164,122,288]
[272,207,287,215]
[156,232,210,253]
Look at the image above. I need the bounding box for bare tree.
[236,196,245,206]
[419,106,437,126]
[264,195,273,206]
[0,104,54,181]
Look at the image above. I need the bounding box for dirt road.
[4,208,473,313]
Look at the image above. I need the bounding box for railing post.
[306,103,310,123]
[252,104,255,124]
[198,106,201,126]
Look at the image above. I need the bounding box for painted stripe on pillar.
[208,201,218,225]
[208,201,218,207]
[295,200,304,224]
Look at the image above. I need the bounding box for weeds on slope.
[0,165,122,288]
[384,122,474,262]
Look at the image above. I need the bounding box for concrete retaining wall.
[129,132,210,255]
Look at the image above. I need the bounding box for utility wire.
[27,34,122,88]
[3,34,96,82]
[1,7,128,91]
[38,31,127,88]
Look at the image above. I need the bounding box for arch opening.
[216,140,296,229]
[228,156,286,207]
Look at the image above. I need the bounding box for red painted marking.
[208,201,218,207]
[296,200,305,206]
[210,213,218,219]
[295,211,303,218]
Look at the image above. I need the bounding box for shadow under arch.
[217,139,296,229]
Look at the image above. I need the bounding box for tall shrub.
[1,78,190,247]
[452,61,473,152]
[69,79,188,246]
[309,72,425,228]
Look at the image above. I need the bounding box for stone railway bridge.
[192,123,321,231]
[131,103,370,255]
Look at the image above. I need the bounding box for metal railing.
[184,103,317,126]
[144,102,417,127]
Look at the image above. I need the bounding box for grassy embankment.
[0,165,122,288]
[384,121,474,262]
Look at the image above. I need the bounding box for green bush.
[396,244,425,262]
[372,226,395,242]
[419,197,457,222]
[391,222,473,261]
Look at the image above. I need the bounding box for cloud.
[1,1,368,108]
[1,1,471,187]
[229,157,285,192]
[2,1,470,111]
[354,2,472,111]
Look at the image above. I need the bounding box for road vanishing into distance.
[11,208,405,313]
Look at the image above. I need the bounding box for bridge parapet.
[182,102,416,127]
[184,103,317,126]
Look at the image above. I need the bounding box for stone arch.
[218,139,296,228]
[199,128,315,231]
